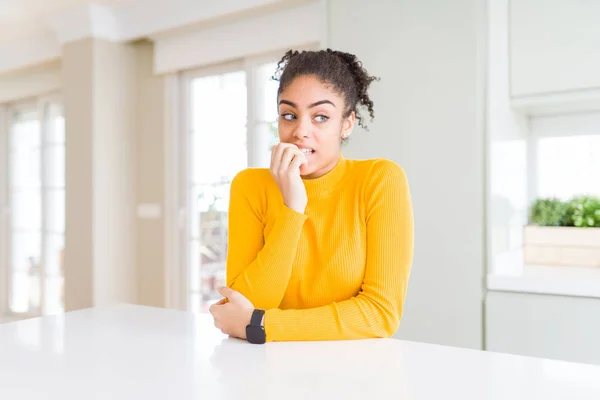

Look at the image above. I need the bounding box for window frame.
[0,93,63,321]
[179,60,254,313]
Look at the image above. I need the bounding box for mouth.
[299,148,315,155]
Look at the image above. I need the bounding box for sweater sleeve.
[226,169,307,310]
[263,160,414,341]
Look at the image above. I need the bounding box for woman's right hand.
[270,143,308,214]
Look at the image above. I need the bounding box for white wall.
[63,38,138,310]
[510,0,600,97]
[487,291,600,365]
[0,62,61,103]
[329,0,486,350]
[153,1,325,74]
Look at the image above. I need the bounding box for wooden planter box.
[523,226,600,267]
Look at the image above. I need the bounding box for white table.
[1,304,600,399]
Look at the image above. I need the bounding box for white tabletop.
[1,304,600,399]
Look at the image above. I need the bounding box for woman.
[209,49,414,343]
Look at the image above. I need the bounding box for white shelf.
[487,250,600,299]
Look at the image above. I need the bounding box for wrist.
[246,309,266,344]
[285,202,306,214]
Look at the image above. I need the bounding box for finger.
[289,152,307,172]
[218,286,246,303]
[272,143,293,169]
[218,286,241,300]
[270,144,279,173]
[271,144,284,173]
[214,298,228,306]
[218,286,232,298]
[279,146,298,173]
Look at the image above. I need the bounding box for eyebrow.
[278,99,336,108]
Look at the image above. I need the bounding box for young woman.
[209,49,414,343]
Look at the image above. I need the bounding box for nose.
[292,117,311,139]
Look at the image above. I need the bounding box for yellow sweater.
[226,155,414,341]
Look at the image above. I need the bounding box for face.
[277,74,355,179]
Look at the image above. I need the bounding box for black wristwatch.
[246,309,266,344]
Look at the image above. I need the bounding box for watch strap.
[250,309,265,326]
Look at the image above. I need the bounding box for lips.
[300,148,315,155]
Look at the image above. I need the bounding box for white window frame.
[0,93,63,321]
[0,105,8,319]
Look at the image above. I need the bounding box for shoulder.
[230,168,277,199]
[349,158,408,186]
[231,168,272,187]
[349,159,411,212]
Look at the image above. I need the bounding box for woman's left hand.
[209,287,255,340]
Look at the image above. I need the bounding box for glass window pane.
[6,104,65,317]
[46,189,65,234]
[10,110,40,150]
[189,239,200,292]
[260,62,280,124]
[191,71,247,184]
[44,276,64,315]
[188,70,247,313]
[258,62,281,165]
[10,271,40,314]
[11,189,42,231]
[47,104,65,144]
[538,135,600,200]
[44,145,65,188]
[11,232,42,273]
[10,148,41,189]
[189,185,201,241]
[190,293,201,314]
[45,234,65,277]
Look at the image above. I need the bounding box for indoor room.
[1,0,599,398]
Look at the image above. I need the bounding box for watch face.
[246,325,266,344]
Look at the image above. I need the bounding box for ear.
[341,111,355,139]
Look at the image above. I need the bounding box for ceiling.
[0,0,132,43]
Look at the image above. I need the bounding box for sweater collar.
[302,154,348,195]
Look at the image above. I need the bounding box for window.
[536,135,600,201]
[181,59,281,313]
[1,100,65,319]
[531,112,600,201]
[487,111,600,277]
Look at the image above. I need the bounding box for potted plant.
[524,196,600,267]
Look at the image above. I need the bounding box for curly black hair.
[273,48,379,130]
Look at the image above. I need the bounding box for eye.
[281,113,296,121]
[314,115,329,123]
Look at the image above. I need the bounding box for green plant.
[529,197,569,226]
[565,196,600,227]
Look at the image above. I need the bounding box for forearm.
[228,206,307,309]
[263,285,407,342]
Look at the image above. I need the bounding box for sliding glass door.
[2,100,65,319]
[182,59,280,313]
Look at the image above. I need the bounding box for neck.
[302,154,348,196]
[302,156,340,180]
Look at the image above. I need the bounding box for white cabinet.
[486,290,600,365]
[509,0,600,114]
[510,0,600,97]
